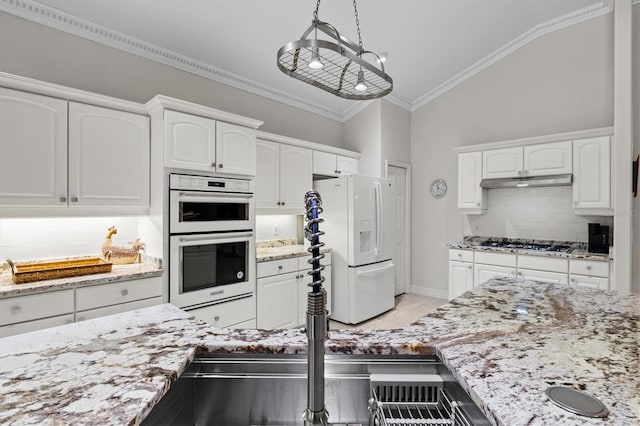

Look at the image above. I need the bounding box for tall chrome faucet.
[302,191,329,426]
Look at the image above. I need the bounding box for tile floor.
[328,293,447,330]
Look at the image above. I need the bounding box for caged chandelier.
[277,0,393,100]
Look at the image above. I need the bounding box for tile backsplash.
[256,215,303,242]
[464,186,612,242]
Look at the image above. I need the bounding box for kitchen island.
[0,278,637,425]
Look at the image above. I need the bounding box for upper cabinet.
[313,151,359,177]
[255,140,312,213]
[573,136,611,212]
[457,152,486,214]
[163,110,256,176]
[482,141,572,179]
[0,87,150,212]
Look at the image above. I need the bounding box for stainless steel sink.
[142,354,490,426]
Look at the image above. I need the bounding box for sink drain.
[545,386,609,418]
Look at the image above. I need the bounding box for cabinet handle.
[586,265,592,270]
[11,306,21,315]
[457,253,462,257]
[570,278,575,282]
[214,315,220,322]
[218,164,224,169]
[468,266,472,270]
[70,197,78,203]
[517,272,522,276]
[281,201,285,206]
[278,265,283,270]
[334,170,339,174]
[211,162,216,168]
[121,289,129,296]
[59,196,67,203]
[476,203,480,207]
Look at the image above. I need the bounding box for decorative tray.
[6,257,113,284]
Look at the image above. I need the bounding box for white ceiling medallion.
[0,0,614,121]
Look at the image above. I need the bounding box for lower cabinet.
[257,253,332,329]
[75,277,162,313]
[517,269,568,284]
[76,297,163,322]
[186,295,256,329]
[448,250,473,300]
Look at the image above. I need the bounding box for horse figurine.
[102,226,145,264]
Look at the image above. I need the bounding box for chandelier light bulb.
[354,70,367,92]
[308,49,324,70]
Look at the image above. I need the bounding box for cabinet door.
[75,277,162,311]
[0,289,74,326]
[216,121,257,176]
[68,102,150,207]
[312,151,338,176]
[257,272,298,329]
[280,144,312,211]
[573,136,610,210]
[297,264,333,326]
[482,147,523,179]
[516,268,568,284]
[0,87,67,206]
[336,156,359,175]
[473,264,515,286]
[524,141,572,177]
[458,152,485,210]
[255,139,280,209]
[449,261,473,300]
[569,274,609,290]
[164,110,216,171]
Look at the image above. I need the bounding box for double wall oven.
[169,174,255,309]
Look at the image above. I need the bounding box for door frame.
[385,159,411,295]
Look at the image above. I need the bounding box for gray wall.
[0,12,343,148]
[633,4,639,293]
[410,13,615,295]
[343,101,382,176]
[381,100,412,170]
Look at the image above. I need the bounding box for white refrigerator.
[314,174,395,324]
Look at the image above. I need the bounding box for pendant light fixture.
[277,0,393,100]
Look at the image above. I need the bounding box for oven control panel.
[170,174,253,193]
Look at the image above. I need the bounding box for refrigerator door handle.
[355,262,394,276]
[374,181,382,256]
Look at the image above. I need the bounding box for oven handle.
[178,232,254,243]
[177,191,253,201]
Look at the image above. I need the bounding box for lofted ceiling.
[1,0,610,121]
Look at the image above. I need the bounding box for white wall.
[381,100,412,170]
[410,14,614,294]
[343,101,382,176]
[255,215,302,242]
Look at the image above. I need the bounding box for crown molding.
[0,0,345,122]
[411,0,613,112]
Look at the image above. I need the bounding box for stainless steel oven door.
[170,231,256,308]
[170,190,255,234]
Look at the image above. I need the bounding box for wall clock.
[430,179,447,198]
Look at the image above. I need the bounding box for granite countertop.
[1,278,638,425]
[449,236,612,261]
[256,238,331,262]
[0,258,163,299]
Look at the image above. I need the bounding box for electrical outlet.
[274,225,278,236]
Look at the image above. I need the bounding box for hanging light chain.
[352,0,363,54]
[313,0,321,21]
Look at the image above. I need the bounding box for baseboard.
[409,285,448,301]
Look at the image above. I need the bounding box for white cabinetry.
[0,289,75,337]
[448,249,473,300]
[68,102,150,207]
[457,152,486,213]
[164,110,257,176]
[515,255,568,284]
[255,140,312,212]
[75,277,162,320]
[472,252,517,286]
[573,136,611,212]
[0,88,150,211]
[187,295,256,329]
[313,151,358,177]
[257,253,332,329]
[482,142,572,179]
[569,259,609,290]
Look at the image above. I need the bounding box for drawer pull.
[70,196,78,203]
[218,164,224,169]
[211,162,216,168]
[458,253,462,257]
[59,196,67,203]
[121,289,129,296]
[586,265,592,271]
[11,306,21,315]
[278,265,283,270]
[468,266,472,270]
[210,290,224,296]
[214,315,220,322]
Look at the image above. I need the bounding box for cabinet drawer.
[0,289,74,326]
[187,295,256,329]
[257,257,298,278]
[227,318,256,329]
[75,296,163,322]
[0,313,74,338]
[449,249,474,262]
[517,269,568,284]
[76,277,163,311]
[569,274,609,290]
[517,255,568,273]
[569,259,609,278]
[474,252,517,267]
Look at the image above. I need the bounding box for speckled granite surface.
[1,278,638,425]
[0,260,163,299]
[449,236,612,261]
[256,243,331,262]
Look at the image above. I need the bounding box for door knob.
[59,196,67,203]
[218,164,224,169]
[121,289,129,296]
[71,197,78,203]
[211,162,216,167]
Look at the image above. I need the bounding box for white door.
[0,87,67,206]
[482,147,523,179]
[473,264,515,286]
[164,110,216,171]
[68,102,150,207]
[449,261,473,300]
[255,139,280,209]
[347,260,395,324]
[457,152,484,210]
[523,141,572,177]
[573,136,610,209]
[312,151,338,176]
[257,272,298,329]
[388,165,408,296]
[216,121,256,176]
[280,144,312,211]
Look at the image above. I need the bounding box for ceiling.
[3,0,609,121]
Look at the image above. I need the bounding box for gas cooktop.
[478,240,572,253]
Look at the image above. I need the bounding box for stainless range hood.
[480,174,572,189]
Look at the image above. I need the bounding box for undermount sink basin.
[142,354,490,426]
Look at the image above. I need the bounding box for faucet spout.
[303,191,329,426]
